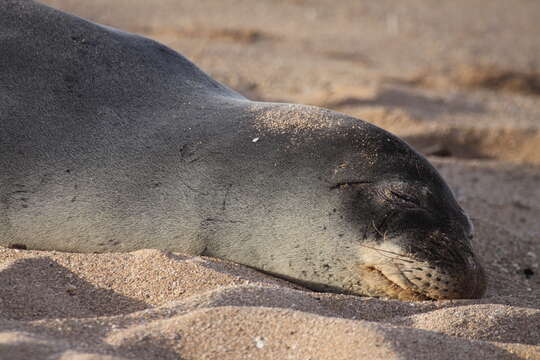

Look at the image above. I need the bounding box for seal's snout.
[397,254,486,300]
[360,240,486,300]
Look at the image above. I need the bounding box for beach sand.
[2,1,539,359]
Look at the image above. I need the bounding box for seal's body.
[0,0,485,300]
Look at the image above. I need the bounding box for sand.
[1,0,539,359]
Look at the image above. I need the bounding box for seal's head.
[205,103,486,300]
[336,170,486,300]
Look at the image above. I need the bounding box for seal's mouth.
[356,240,486,300]
[364,265,433,301]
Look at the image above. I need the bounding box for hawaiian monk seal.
[0,0,486,300]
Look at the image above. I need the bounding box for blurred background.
[43,0,540,164]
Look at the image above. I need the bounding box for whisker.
[394,259,415,264]
[371,220,384,237]
[358,243,412,260]
[365,259,400,266]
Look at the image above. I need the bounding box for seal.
[0,0,486,300]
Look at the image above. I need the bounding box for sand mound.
[397,65,540,96]
[406,126,540,164]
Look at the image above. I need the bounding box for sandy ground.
[2,0,540,359]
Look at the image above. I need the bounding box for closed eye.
[387,190,423,209]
